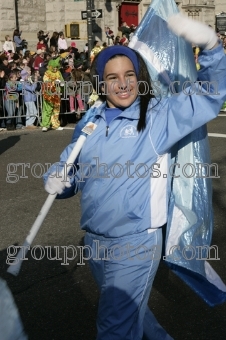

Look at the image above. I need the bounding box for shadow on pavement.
[0,135,21,156]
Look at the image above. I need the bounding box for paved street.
[0,114,226,340]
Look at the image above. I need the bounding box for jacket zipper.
[106,125,109,137]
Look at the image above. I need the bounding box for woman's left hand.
[168,13,218,50]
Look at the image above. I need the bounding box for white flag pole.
[7,122,97,276]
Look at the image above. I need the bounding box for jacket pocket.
[87,188,143,235]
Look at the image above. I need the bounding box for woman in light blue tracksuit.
[44,15,226,340]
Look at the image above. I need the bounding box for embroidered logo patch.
[82,122,97,135]
[120,125,138,138]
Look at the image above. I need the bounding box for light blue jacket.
[21,81,37,103]
[43,44,226,238]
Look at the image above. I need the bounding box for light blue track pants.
[85,228,173,340]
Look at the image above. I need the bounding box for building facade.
[0,0,225,51]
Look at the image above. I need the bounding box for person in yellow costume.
[90,40,103,64]
[41,57,64,131]
[194,46,200,70]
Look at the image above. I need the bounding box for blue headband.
[96,46,139,81]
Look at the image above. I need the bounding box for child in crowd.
[69,67,85,115]
[37,37,46,51]
[3,35,15,54]
[4,71,23,130]
[58,32,67,51]
[13,29,23,54]
[20,69,38,129]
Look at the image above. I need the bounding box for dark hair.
[93,40,99,47]
[71,68,83,82]
[70,47,78,54]
[8,70,18,78]
[24,50,31,58]
[51,31,59,39]
[89,50,154,132]
[13,54,20,61]
[1,56,8,61]
[13,29,20,38]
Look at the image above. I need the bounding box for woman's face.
[103,56,138,109]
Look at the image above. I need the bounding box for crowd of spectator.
[0,29,95,131]
[107,22,137,46]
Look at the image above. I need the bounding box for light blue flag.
[129,0,226,306]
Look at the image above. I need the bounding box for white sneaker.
[42,127,48,132]
[55,127,63,131]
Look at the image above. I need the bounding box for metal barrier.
[0,80,92,127]
[0,88,41,126]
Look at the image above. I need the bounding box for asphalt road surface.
[0,114,226,340]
